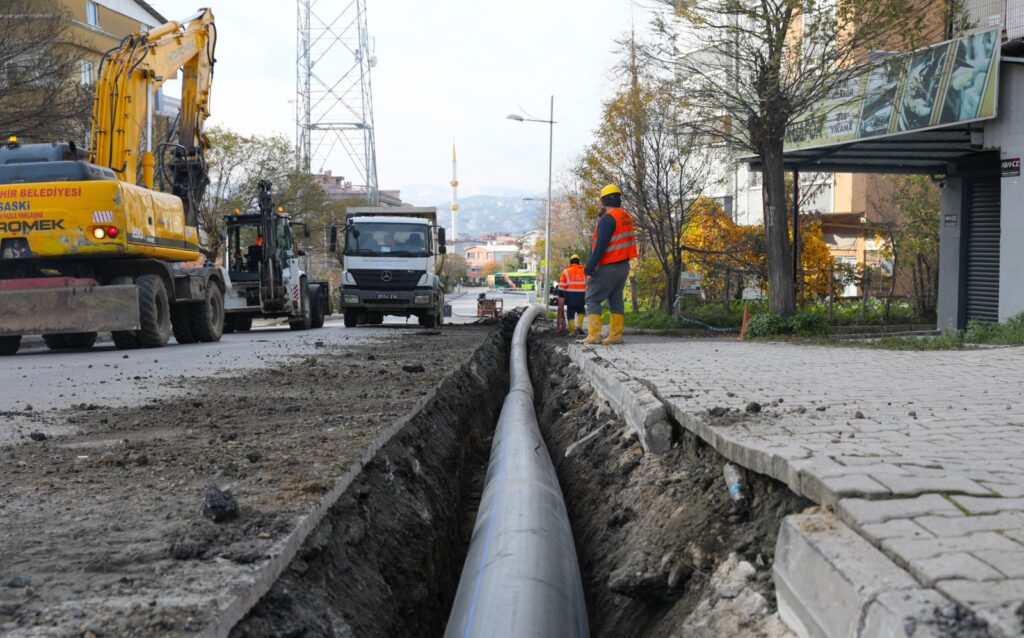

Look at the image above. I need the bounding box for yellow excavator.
[0,9,223,354]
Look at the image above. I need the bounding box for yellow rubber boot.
[577,314,603,344]
[575,315,585,334]
[602,313,625,345]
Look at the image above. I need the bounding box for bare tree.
[0,0,91,142]
[578,37,720,314]
[649,0,958,315]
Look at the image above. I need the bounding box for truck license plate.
[376,293,399,300]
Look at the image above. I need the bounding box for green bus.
[487,271,537,290]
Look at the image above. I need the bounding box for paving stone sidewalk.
[573,337,1024,636]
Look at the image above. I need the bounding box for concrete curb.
[566,343,672,453]
[198,335,498,638]
[773,512,960,638]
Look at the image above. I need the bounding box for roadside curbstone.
[567,343,672,453]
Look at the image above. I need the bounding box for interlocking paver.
[573,338,1024,636]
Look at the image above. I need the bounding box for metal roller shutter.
[964,177,1001,323]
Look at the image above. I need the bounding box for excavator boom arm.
[89,9,215,224]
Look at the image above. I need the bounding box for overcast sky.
[147,0,652,204]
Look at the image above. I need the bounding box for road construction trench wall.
[232,327,511,638]
[528,335,812,638]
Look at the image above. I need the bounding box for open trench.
[233,322,811,638]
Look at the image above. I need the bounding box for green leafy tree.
[438,253,468,291]
[872,175,941,320]
[199,127,329,262]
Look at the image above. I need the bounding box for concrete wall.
[984,63,1024,321]
[937,176,965,330]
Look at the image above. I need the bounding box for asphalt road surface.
[0,287,526,444]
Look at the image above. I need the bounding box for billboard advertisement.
[784,28,1000,152]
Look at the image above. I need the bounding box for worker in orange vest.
[558,254,587,335]
[578,184,638,345]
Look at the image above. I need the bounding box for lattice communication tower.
[296,0,379,204]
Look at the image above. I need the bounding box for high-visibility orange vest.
[592,207,638,265]
[559,264,587,291]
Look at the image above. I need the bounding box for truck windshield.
[346,222,431,257]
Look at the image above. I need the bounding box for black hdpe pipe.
[443,304,589,638]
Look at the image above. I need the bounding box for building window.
[80,60,93,84]
[86,1,100,28]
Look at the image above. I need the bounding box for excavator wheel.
[190,282,224,343]
[171,304,197,344]
[289,279,312,331]
[64,333,98,349]
[110,275,140,350]
[0,336,21,356]
[42,334,69,350]
[136,274,171,347]
[43,332,98,351]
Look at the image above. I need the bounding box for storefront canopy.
[746,126,981,174]
[747,28,1004,175]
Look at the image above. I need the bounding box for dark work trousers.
[585,260,629,315]
[560,290,585,320]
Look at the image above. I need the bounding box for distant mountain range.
[399,185,543,238]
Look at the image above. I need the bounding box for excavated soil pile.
[530,336,812,638]
[0,326,500,637]
[233,321,514,637]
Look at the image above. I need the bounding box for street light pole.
[545,95,553,303]
[507,98,556,301]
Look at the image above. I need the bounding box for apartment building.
[60,0,167,85]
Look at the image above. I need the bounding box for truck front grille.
[348,269,423,291]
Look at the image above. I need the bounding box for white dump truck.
[330,206,446,328]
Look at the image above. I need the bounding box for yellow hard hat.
[600,184,621,199]
[570,254,580,261]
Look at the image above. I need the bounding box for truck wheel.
[0,336,21,356]
[110,275,140,350]
[171,304,197,344]
[136,274,171,347]
[289,279,311,331]
[309,291,325,329]
[190,282,225,342]
[234,316,253,332]
[343,311,358,328]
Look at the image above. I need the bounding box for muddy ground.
[232,320,512,638]
[0,326,495,637]
[530,335,812,638]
